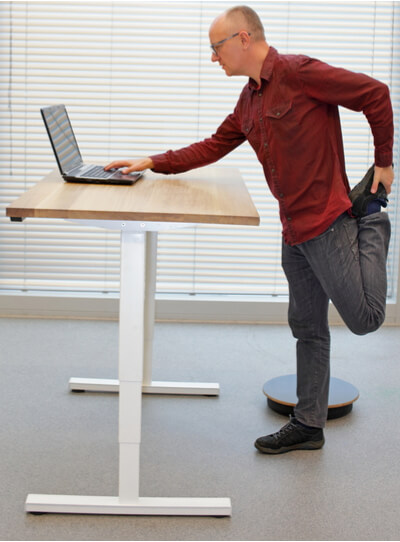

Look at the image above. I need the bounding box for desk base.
[69,378,220,396]
[25,494,231,516]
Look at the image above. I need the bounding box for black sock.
[366,197,388,215]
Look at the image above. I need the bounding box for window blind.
[0,1,399,297]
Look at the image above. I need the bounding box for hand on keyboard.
[105,157,154,174]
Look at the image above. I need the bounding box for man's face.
[209,18,242,76]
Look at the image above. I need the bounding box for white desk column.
[118,230,146,502]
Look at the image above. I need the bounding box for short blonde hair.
[225,5,265,41]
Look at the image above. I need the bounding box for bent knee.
[347,312,385,336]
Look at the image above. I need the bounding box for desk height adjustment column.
[118,231,145,502]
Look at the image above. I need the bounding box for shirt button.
[279,193,284,198]
[271,168,275,173]
[276,111,281,116]
[258,92,262,97]
[264,142,268,147]
[287,217,292,221]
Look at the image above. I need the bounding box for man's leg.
[299,212,390,337]
[253,238,330,454]
[255,211,390,454]
[283,212,390,423]
[282,240,331,429]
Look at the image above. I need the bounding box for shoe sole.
[254,438,325,454]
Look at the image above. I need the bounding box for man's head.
[209,6,267,78]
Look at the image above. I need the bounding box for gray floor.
[0,317,399,541]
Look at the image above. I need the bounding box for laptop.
[40,104,142,185]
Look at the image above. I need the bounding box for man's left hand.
[372,165,394,195]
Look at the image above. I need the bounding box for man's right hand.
[104,157,154,174]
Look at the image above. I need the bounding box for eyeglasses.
[210,32,251,55]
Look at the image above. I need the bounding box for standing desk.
[6,166,260,516]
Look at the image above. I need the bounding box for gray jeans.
[281,211,391,428]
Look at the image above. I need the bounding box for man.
[106,6,394,454]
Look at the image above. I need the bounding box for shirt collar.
[248,46,278,90]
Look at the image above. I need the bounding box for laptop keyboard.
[83,165,114,178]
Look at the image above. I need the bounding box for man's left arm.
[298,56,394,193]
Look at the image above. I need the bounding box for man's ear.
[239,31,251,50]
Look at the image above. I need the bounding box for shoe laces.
[272,419,298,441]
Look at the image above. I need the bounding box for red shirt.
[151,47,393,245]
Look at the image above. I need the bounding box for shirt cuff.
[149,153,171,174]
[374,151,393,168]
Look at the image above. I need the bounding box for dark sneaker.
[349,164,388,218]
[254,417,325,454]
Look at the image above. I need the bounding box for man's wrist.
[145,157,154,169]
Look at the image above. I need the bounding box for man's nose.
[211,51,219,62]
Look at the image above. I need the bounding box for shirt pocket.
[264,101,296,142]
[265,100,292,120]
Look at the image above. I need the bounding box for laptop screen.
[41,105,82,174]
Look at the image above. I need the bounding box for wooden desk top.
[6,167,260,226]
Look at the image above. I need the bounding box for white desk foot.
[25,494,231,516]
[69,378,220,396]
[69,378,119,393]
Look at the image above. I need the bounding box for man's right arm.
[104,109,246,175]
